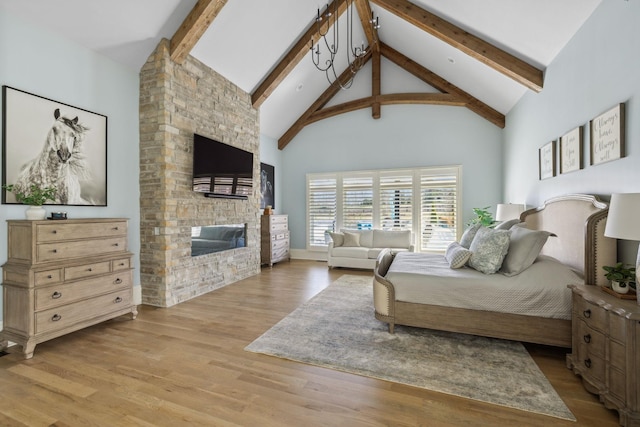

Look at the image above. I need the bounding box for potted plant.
[466,206,496,228]
[2,183,57,220]
[603,262,636,294]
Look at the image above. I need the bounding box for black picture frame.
[2,86,107,206]
[260,162,275,209]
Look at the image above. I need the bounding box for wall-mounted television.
[192,134,253,199]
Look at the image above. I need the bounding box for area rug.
[245,274,575,421]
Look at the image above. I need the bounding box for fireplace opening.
[191,224,246,257]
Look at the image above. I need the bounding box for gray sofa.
[327,228,414,269]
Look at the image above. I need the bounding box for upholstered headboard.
[520,194,617,286]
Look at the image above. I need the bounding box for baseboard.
[290,249,327,262]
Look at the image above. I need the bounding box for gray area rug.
[245,274,575,421]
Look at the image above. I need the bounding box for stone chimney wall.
[139,39,260,307]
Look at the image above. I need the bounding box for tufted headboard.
[520,194,617,286]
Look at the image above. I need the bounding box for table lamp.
[604,193,640,301]
[495,203,525,221]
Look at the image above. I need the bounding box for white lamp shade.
[604,193,640,241]
[495,203,525,221]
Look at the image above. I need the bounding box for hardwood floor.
[0,260,620,426]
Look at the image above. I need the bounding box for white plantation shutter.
[307,176,337,246]
[306,166,460,251]
[420,167,459,251]
[379,173,412,230]
[342,176,373,229]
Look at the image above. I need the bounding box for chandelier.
[310,1,380,89]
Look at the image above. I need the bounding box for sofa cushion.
[328,231,344,247]
[372,229,412,248]
[343,231,361,247]
[331,247,369,259]
[341,229,373,247]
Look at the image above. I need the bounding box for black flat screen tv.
[192,134,253,199]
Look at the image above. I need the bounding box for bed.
[373,194,617,347]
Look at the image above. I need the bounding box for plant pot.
[611,280,630,294]
[25,206,46,220]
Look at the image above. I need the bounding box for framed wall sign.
[2,86,107,206]
[590,103,625,166]
[539,140,556,180]
[559,126,583,174]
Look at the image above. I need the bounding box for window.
[307,166,461,252]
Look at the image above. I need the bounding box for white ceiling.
[0,0,602,141]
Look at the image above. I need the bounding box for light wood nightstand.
[567,284,640,427]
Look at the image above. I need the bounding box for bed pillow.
[459,223,481,249]
[501,226,553,276]
[328,232,344,247]
[468,227,511,274]
[445,242,472,269]
[494,218,521,230]
[342,231,361,247]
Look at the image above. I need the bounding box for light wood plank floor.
[0,260,620,426]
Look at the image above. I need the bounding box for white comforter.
[385,252,583,320]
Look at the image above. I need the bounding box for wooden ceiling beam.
[381,43,505,128]
[170,0,228,64]
[371,49,381,119]
[252,0,350,109]
[371,0,543,93]
[307,93,464,124]
[278,50,372,150]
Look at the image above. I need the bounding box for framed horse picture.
[2,86,107,206]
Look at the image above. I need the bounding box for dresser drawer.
[34,269,63,286]
[65,261,111,281]
[577,343,605,383]
[272,231,290,241]
[111,258,131,271]
[37,237,126,262]
[36,221,127,243]
[35,289,133,334]
[35,271,132,311]
[575,297,607,332]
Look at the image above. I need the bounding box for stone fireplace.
[139,39,260,307]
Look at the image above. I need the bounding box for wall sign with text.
[590,103,625,166]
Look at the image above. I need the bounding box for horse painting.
[13,108,91,205]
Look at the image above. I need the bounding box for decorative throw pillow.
[445,242,473,269]
[494,218,521,230]
[459,223,481,249]
[342,231,361,247]
[501,226,553,276]
[468,227,511,274]
[328,231,344,247]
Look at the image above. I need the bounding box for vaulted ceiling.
[0,0,602,148]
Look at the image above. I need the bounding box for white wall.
[0,7,141,321]
[280,104,504,252]
[504,0,640,263]
[259,134,283,215]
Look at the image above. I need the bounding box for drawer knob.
[115,296,123,303]
[114,278,123,284]
[113,226,119,230]
[583,309,591,318]
[584,358,592,369]
[583,334,591,343]
[52,314,62,322]
[47,275,53,279]
[113,243,119,247]
[119,263,125,266]
[88,268,93,272]
[52,291,62,299]
[52,230,57,234]
[52,249,58,253]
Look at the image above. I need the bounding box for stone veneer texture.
[139,39,260,307]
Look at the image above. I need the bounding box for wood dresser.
[567,284,640,427]
[260,214,290,267]
[0,218,137,359]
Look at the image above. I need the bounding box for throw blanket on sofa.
[386,253,582,320]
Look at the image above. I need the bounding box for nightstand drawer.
[575,297,607,332]
[609,314,626,343]
[577,344,605,383]
[578,320,605,357]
